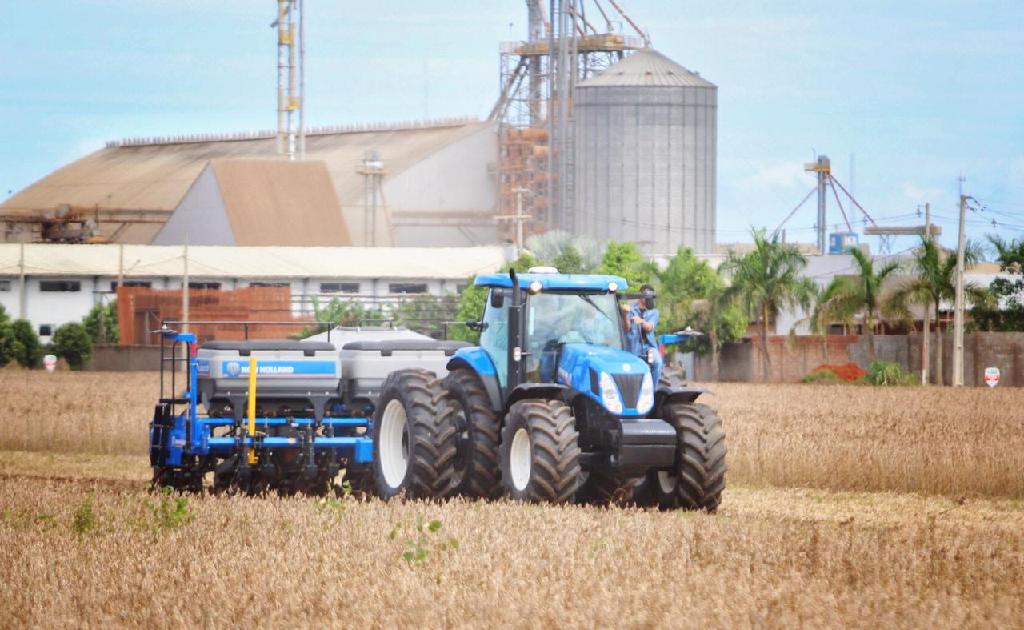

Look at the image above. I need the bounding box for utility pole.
[495,187,532,256]
[952,186,967,387]
[182,236,190,333]
[921,202,931,385]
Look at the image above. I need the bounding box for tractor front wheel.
[658,401,727,511]
[499,399,581,503]
[372,369,459,500]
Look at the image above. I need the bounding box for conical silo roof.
[578,48,715,88]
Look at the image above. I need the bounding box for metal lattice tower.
[274,0,304,160]
[491,0,647,243]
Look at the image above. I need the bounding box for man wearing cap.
[622,284,662,384]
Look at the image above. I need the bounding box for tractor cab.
[470,268,654,416]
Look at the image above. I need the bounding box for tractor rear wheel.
[372,369,459,500]
[499,399,581,503]
[658,401,726,511]
[443,367,502,499]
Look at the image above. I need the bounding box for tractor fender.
[654,386,709,416]
[504,383,574,412]
[447,349,503,412]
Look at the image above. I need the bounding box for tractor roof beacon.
[441,269,727,510]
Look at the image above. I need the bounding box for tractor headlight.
[529,280,543,294]
[598,371,623,415]
[608,281,618,292]
[637,370,655,414]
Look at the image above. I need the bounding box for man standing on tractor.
[623,284,662,384]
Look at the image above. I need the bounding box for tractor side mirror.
[489,289,505,309]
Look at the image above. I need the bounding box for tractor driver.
[623,284,662,384]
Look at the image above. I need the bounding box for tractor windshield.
[527,291,624,352]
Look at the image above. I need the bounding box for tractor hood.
[556,344,654,417]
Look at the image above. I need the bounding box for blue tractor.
[372,268,727,509]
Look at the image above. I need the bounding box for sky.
[2,0,1023,253]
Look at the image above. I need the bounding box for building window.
[250,282,290,288]
[389,283,428,295]
[40,280,81,292]
[320,282,360,294]
[188,282,221,290]
[38,324,53,336]
[110,280,152,291]
[0,280,10,292]
[455,283,468,294]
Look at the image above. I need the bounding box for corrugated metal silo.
[571,48,717,255]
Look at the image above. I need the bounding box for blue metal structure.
[149,328,373,493]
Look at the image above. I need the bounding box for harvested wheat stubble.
[703,382,1024,498]
[1,478,1023,629]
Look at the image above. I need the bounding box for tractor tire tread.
[443,368,502,498]
[664,401,727,511]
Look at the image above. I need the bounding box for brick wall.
[695,333,1024,387]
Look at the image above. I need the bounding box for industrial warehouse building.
[2,48,718,256]
[2,119,500,248]
[0,243,511,342]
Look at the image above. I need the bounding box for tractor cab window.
[479,291,510,387]
[526,292,623,382]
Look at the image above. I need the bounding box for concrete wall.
[152,165,236,246]
[91,344,161,371]
[694,332,1024,387]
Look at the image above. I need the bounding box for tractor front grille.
[613,373,644,409]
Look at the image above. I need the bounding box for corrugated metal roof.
[578,48,715,88]
[2,119,492,243]
[0,243,509,280]
[211,159,351,246]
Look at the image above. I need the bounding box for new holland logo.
[225,361,242,377]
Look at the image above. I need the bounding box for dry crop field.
[1,370,1023,627]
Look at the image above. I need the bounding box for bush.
[866,360,916,386]
[802,369,842,384]
[52,322,92,370]
[0,305,12,367]
[10,319,42,368]
[83,301,119,344]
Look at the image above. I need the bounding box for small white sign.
[43,354,57,373]
[984,366,1000,388]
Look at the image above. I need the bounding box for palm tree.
[721,230,816,381]
[886,238,985,385]
[835,248,902,361]
[810,276,860,364]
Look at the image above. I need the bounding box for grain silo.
[570,48,717,256]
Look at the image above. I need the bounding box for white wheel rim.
[380,399,409,489]
[657,470,677,494]
[509,428,532,491]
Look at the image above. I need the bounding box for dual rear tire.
[372,369,459,499]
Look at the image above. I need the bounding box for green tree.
[10,319,42,368]
[83,300,119,344]
[394,294,458,338]
[809,276,860,364]
[552,245,586,274]
[689,281,748,381]
[830,248,902,361]
[886,238,986,386]
[0,305,14,368]
[597,241,658,289]
[657,246,720,332]
[449,251,538,343]
[52,322,93,370]
[973,236,1024,331]
[720,229,816,381]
